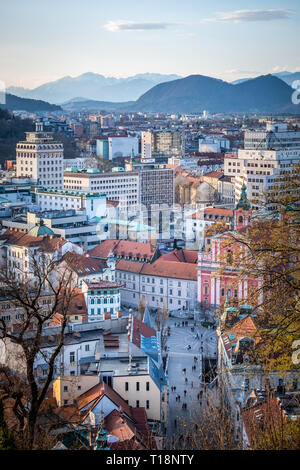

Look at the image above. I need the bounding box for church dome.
[27,219,55,237]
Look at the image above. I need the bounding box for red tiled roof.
[88,239,158,261]
[141,258,198,281]
[228,315,259,343]
[242,398,285,448]
[131,316,156,348]
[160,249,198,264]
[116,260,144,274]
[117,257,197,281]
[0,229,67,251]
[202,170,224,178]
[60,251,107,274]
[204,208,234,217]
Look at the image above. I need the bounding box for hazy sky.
[1,0,299,88]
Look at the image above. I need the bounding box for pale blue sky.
[1,0,299,88]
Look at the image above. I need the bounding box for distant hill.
[231,71,300,87]
[130,74,300,114]
[7,72,181,104]
[1,94,62,112]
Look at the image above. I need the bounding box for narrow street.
[164,316,218,447]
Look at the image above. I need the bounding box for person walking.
[184,390,187,396]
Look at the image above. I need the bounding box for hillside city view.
[0,0,299,459]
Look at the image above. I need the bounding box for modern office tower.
[141,130,184,159]
[16,121,64,188]
[139,168,174,208]
[96,136,139,160]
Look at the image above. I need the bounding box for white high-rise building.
[244,122,300,150]
[225,121,300,209]
[16,121,64,189]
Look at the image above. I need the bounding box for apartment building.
[226,122,300,208]
[16,121,64,188]
[244,121,300,150]
[225,148,300,208]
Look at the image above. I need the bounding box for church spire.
[236,183,251,211]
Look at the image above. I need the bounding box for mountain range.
[7,73,181,104]
[130,74,300,114]
[3,73,300,115]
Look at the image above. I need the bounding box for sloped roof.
[60,251,107,275]
[227,315,259,343]
[242,398,285,448]
[131,316,157,349]
[77,381,132,419]
[117,257,197,281]
[160,249,198,264]
[88,239,158,261]
[0,228,66,251]
[202,170,224,179]
[141,258,198,281]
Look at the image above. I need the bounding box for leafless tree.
[0,253,79,449]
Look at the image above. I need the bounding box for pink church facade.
[197,206,261,310]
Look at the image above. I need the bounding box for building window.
[64,400,68,405]
[146,400,150,409]
[85,344,90,352]
[136,382,140,391]
[136,400,140,408]
[70,352,75,363]
[146,382,150,391]
[125,382,129,391]
[63,386,68,392]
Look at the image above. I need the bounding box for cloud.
[202,9,295,23]
[104,21,175,32]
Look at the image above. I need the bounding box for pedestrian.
[174,386,176,391]
[191,381,193,388]
[185,377,188,384]
[174,419,177,428]
[184,390,187,396]
[182,403,184,409]
[178,394,180,401]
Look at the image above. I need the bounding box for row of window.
[125,381,150,392]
